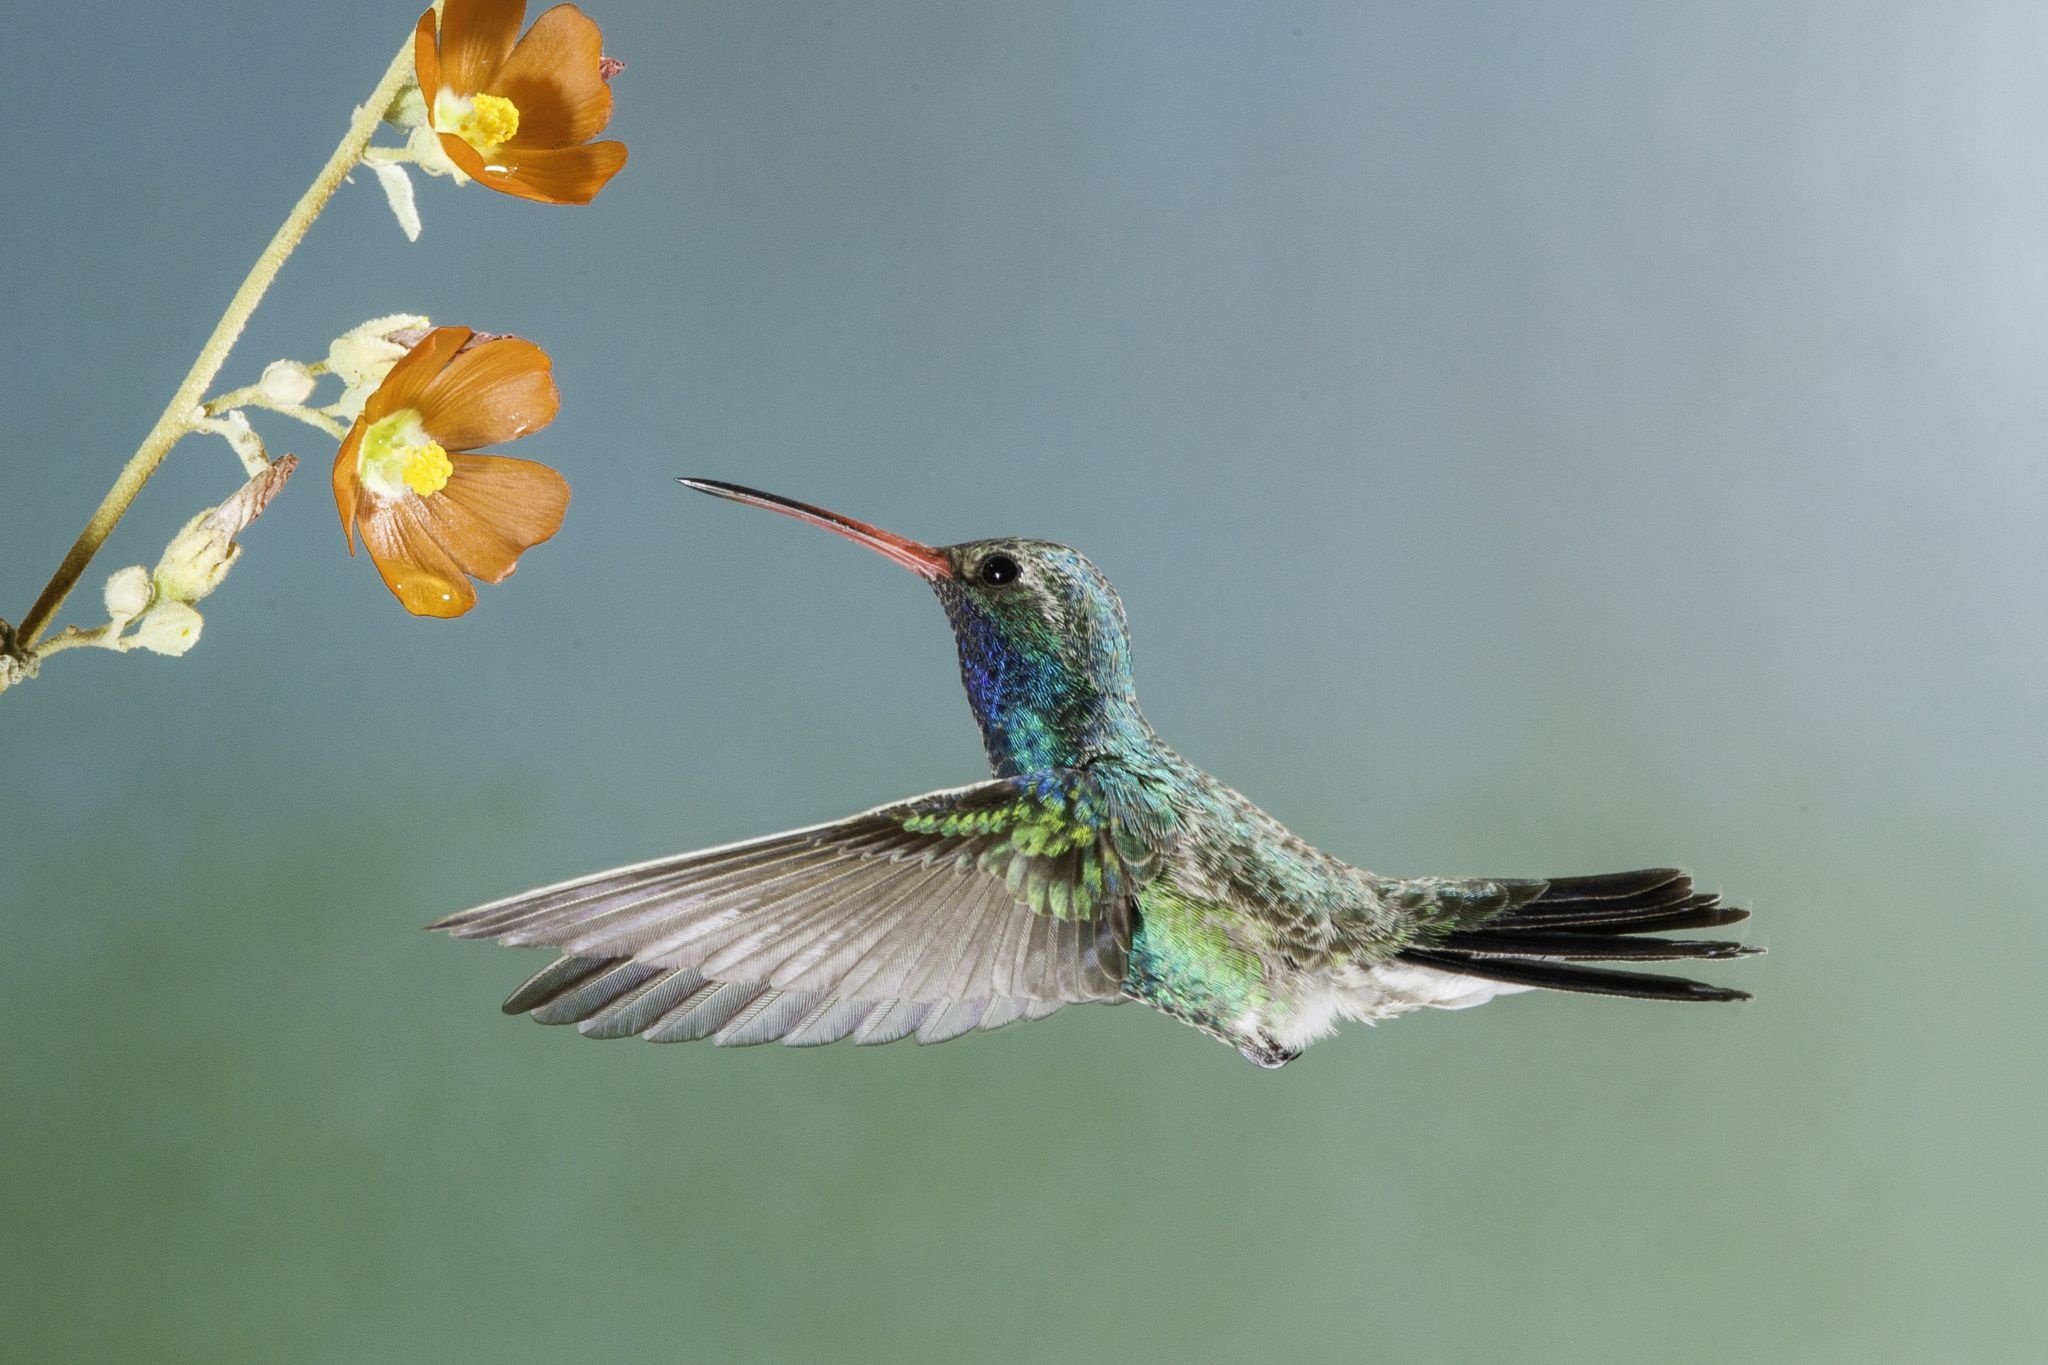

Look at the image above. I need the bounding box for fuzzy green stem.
[33,623,126,659]
[11,34,418,651]
[203,378,349,440]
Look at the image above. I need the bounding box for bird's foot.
[1237,1038,1300,1070]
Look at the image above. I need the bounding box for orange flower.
[415,0,627,205]
[333,326,570,617]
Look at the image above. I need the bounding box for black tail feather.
[1397,948,1753,1002]
[1397,868,1758,1003]
[1433,929,1760,963]
[1512,901,1750,935]
[1506,890,1723,923]
[1521,868,1690,901]
[1503,870,1703,918]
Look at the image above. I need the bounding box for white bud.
[102,565,154,623]
[327,314,430,420]
[153,513,240,604]
[258,360,318,407]
[327,332,407,389]
[125,602,204,657]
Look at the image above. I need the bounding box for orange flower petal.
[430,454,571,582]
[333,424,367,553]
[456,139,628,205]
[437,0,527,97]
[490,4,614,148]
[413,336,561,451]
[364,326,473,425]
[433,128,495,181]
[413,8,444,104]
[358,497,482,618]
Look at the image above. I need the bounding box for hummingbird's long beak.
[679,479,954,580]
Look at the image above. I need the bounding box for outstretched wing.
[430,772,1149,1047]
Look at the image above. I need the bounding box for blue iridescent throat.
[944,595,1145,776]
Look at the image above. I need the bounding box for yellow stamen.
[357,408,454,501]
[401,441,454,496]
[455,93,520,151]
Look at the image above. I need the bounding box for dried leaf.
[204,454,299,539]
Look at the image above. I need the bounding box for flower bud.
[329,314,430,420]
[126,602,203,657]
[258,359,318,407]
[102,565,154,623]
[153,513,240,604]
[384,85,428,132]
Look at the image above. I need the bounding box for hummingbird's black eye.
[977,554,1021,586]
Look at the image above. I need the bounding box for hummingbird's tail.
[1394,868,1759,1003]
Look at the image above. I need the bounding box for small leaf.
[369,159,422,241]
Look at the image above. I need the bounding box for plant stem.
[11,34,418,650]
[202,382,350,440]
[33,624,124,659]
[200,363,333,418]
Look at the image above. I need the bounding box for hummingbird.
[431,480,1757,1068]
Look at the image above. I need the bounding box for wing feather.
[643,979,760,1042]
[854,999,931,1046]
[527,960,661,1026]
[916,1000,987,1045]
[433,774,1154,1051]
[766,865,944,991]
[780,997,875,1048]
[578,967,709,1039]
[715,988,828,1047]
[898,874,1009,1003]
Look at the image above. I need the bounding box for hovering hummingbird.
[432,480,1757,1068]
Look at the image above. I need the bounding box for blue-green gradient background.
[4,3,2042,1361]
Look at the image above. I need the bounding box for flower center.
[434,89,521,152]
[357,409,453,500]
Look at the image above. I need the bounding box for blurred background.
[4,2,2042,1360]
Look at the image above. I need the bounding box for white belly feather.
[1250,961,1535,1054]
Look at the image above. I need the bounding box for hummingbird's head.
[683,480,1145,774]
[929,536,1139,765]
[929,537,1130,676]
